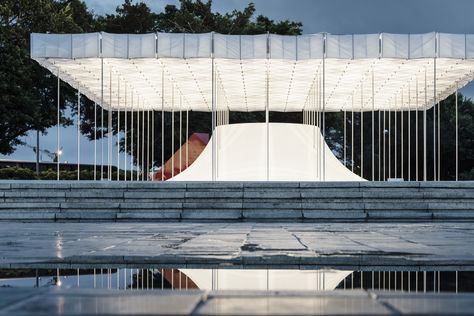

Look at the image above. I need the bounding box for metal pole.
[101,58,104,180]
[424,67,427,181]
[141,104,145,181]
[57,68,60,181]
[395,97,397,178]
[171,87,175,178]
[378,110,381,180]
[124,86,127,181]
[94,101,97,180]
[361,84,364,178]
[456,89,459,181]
[186,109,189,168]
[136,99,140,181]
[108,72,112,181]
[344,110,347,166]
[408,85,411,181]
[433,54,437,181]
[130,91,134,181]
[117,81,120,181]
[152,109,154,180]
[383,110,386,180]
[36,130,40,176]
[147,110,150,180]
[211,32,216,181]
[416,78,419,181]
[401,92,404,180]
[161,69,165,181]
[352,94,354,173]
[77,89,80,181]
[389,109,391,179]
[266,56,270,181]
[179,96,182,173]
[372,69,375,180]
[438,101,441,180]
[322,33,326,181]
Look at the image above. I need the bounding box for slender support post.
[136,100,140,181]
[117,82,120,181]
[416,78,419,181]
[378,110,381,180]
[351,95,354,173]
[456,89,459,181]
[130,91,134,181]
[161,69,165,181]
[265,58,270,181]
[372,69,375,180]
[100,58,104,180]
[211,33,216,181]
[438,101,441,180]
[141,105,145,181]
[360,84,364,178]
[395,97,397,178]
[77,89,81,181]
[322,33,326,181]
[57,69,60,181]
[186,109,189,168]
[388,110,391,178]
[171,86,175,178]
[401,92,404,180]
[433,55,437,181]
[94,101,97,180]
[179,96,182,173]
[344,110,347,166]
[147,110,150,181]
[152,109,154,180]
[383,111,386,180]
[408,85,411,181]
[124,86,127,181]
[424,68,427,181]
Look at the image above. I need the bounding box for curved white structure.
[172,122,363,181]
[181,269,352,291]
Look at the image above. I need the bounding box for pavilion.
[30,32,474,181]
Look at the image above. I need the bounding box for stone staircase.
[1,181,474,221]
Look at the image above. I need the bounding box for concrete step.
[1,180,474,221]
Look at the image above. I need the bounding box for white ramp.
[172,123,363,181]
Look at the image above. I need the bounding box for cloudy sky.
[3,0,474,166]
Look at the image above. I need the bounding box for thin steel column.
[408,85,411,181]
[388,109,391,179]
[344,110,347,166]
[179,96,182,173]
[152,109,154,180]
[378,110,381,180]
[124,86,127,181]
[455,89,459,181]
[141,104,145,181]
[383,110,386,180]
[100,58,104,180]
[94,101,97,180]
[424,67,427,181]
[57,69,60,181]
[438,101,441,180]
[351,94,354,173]
[108,72,112,181]
[433,52,437,181]
[372,69,375,180]
[401,92,404,180]
[266,60,270,181]
[130,91,134,181]
[147,110,150,181]
[171,86,175,178]
[322,33,326,181]
[161,69,165,181]
[117,81,120,181]
[416,78,419,181]
[395,97,398,178]
[77,89,81,181]
[136,98,140,181]
[361,84,364,178]
[186,109,189,168]
[211,32,216,181]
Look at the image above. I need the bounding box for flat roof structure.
[31,32,474,112]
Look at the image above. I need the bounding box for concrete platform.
[0,288,472,315]
[1,222,474,269]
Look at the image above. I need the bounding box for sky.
[3,0,474,167]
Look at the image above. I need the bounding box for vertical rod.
[117,81,120,181]
[424,67,427,181]
[211,36,216,181]
[171,87,175,178]
[136,100,140,181]
[57,69,60,181]
[395,97,398,178]
[383,111,386,180]
[152,110,154,180]
[352,95,354,173]
[108,72,112,181]
[124,86,128,181]
[361,84,364,179]
[408,84,411,181]
[372,69,375,180]
[147,110,150,180]
[131,92,134,181]
[186,109,189,168]
[322,34,326,181]
[94,101,97,180]
[455,89,459,181]
[161,69,165,181]
[77,89,81,181]
[266,59,270,181]
[378,110,381,180]
[179,97,182,173]
[389,110,391,179]
[438,101,441,180]
[433,56,437,181]
[344,110,347,166]
[416,78,419,181]
[141,105,145,181]
[100,58,104,180]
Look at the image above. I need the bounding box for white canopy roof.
[31,32,474,112]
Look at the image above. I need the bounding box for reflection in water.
[0,269,473,293]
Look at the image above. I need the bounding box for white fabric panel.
[128,33,155,58]
[214,34,240,59]
[72,33,99,58]
[172,123,364,181]
[382,33,409,58]
[269,35,297,59]
[353,34,379,58]
[466,35,474,59]
[157,32,184,58]
[439,33,466,58]
[101,33,128,58]
[326,34,353,59]
[184,33,212,58]
[409,33,436,58]
[240,34,267,59]
[297,34,324,59]
[31,33,72,58]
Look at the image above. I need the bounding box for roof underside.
[31,32,474,112]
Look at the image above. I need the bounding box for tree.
[0,0,94,154]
